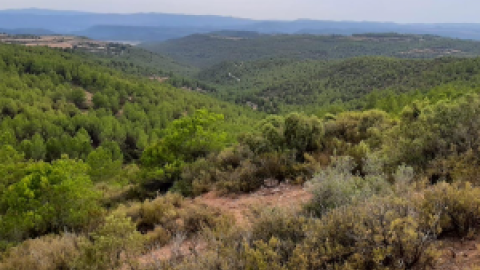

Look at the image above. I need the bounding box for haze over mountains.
[4,8,480,41]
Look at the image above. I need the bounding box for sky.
[1,0,478,23]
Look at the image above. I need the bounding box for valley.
[4,8,480,270]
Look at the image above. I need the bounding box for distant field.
[0,34,124,53]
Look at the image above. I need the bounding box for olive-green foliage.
[182,145,317,195]
[0,158,102,244]
[242,112,324,160]
[114,193,223,247]
[140,109,228,195]
[0,234,81,270]
[87,146,123,182]
[422,182,480,237]
[323,110,394,151]
[162,181,480,270]
[76,213,145,270]
[144,33,480,68]
[148,34,480,114]
[250,207,307,264]
[383,95,480,182]
[178,113,325,195]
[292,195,439,270]
[0,43,260,164]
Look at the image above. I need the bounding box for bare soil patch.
[135,184,311,265]
[435,234,480,270]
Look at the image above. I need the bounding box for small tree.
[87,146,122,182]
[0,158,102,242]
[76,213,145,270]
[141,109,227,194]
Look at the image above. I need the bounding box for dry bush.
[422,182,480,237]
[181,204,224,236]
[292,196,440,270]
[184,145,318,195]
[250,207,307,263]
[114,192,224,249]
[141,181,480,270]
[0,234,81,270]
[145,226,171,247]
[139,193,184,233]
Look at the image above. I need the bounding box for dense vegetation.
[5,34,480,270]
[0,44,259,162]
[142,33,480,68]
[194,56,480,114]
[71,44,198,77]
[140,33,480,114]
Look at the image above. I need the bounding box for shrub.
[127,193,184,234]
[292,196,439,270]
[250,207,307,263]
[0,234,81,270]
[422,182,480,237]
[114,193,223,247]
[304,156,392,217]
[76,213,145,270]
[0,158,103,243]
[242,113,324,161]
[140,110,228,195]
[323,110,394,155]
[145,226,171,247]
[182,204,223,236]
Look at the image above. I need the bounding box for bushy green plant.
[250,207,307,263]
[304,155,392,217]
[140,109,228,195]
[76,213,145,270]
[242,112,324,161]
[0,158,102,243]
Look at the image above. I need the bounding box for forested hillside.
[0,44,259,162]
[71,44,199,77]
[5,34,480,270]
[142,33,480,68]
[194,56,480,114]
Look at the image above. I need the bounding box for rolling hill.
[0,43,261,162]
[192,55,480,114]
[141,33,480,68]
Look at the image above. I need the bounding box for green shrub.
[140,109,228,195]
[242,113,324,161]
[76,213,145,270]
[0,158,103,243]
[304,156,392,217]
[250,207,307,263]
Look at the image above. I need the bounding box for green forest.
[3,32,480,270]
[142,33,480,67]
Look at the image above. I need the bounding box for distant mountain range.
[0,27,55,35]
[3,8,480,42]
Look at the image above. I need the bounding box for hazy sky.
[1,0,478,23]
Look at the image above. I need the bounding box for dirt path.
[136,184,311,265]
[193,184,311,227]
